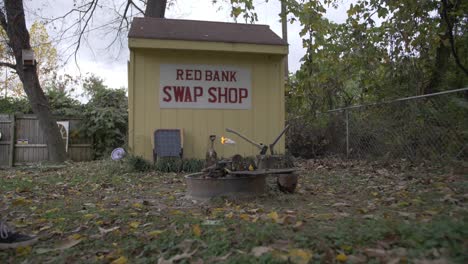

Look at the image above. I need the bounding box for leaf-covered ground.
[0,159,467,263]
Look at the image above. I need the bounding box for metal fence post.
[345,109,349,159]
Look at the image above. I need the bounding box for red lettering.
[230,71,237,82]
[174,86,185,102]
[218,87,228,103]
[186,70,193,80]
[222,71,229,82]
[208,87,217,103]
[194,86,203,102]
[184,87,193,102]
[205,70,212,81]
[228,88,238,103]
[163,86,172,102]
[213,71,220,82]
[239,88,248,103]
[176,69,184,80]
[194,70,202,80]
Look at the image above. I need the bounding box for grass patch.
[0,159,466,263]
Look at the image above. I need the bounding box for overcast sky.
[23,0,352,94]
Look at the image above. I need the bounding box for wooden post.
[9,113,15,167]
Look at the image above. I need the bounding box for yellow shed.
[128,18,288,160]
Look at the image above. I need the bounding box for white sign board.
[160,64,251,109]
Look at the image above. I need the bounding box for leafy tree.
[0,21,58,97]
[0,0,66,163]
[80,75,128,158]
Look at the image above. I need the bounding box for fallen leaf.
[240,214,250,221]
[16,246,32,256]
[192,224,202,237]
[12,197,32,206]
[111,256,128,264]
[129,221,140,229]
[336,253,348,262]
[132,203,144,209]
[225,212,234,219]
[332,202,349,207]
[202,220,221,225]
[288,249,313,264]
[36,237,82,254]
[83,214,95,220]
[209,252,232,262]
[364,248,387,258]
[99,226,120,235]
[148,230,165,237]
[267,211,279,222]
[158,250,197,264]
[251,246,273,257]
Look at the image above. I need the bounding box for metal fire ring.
[185,172,267,199]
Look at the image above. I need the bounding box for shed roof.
[128,17,287,46]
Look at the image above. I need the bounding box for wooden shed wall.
[129,48,286,160]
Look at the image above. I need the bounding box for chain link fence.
[287,88,468,162]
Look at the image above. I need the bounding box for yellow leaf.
[16,246,32,256]
[293,221,304,230]
[83,214,95,220]
[12,197,32,206]
[316,213,334,220]
[111,256,128,264]
[170,210,183,215]
[68,234,82,240]
[148,230,164,237]
[129,221,140,229]
[132,203,143,209]
[341,245,352,252]
[192,224,202,237]
[240,214,250,221]
[336,253,348,262]
[288,249,312,264]
[225,212,234,219]
[267,211,279,222]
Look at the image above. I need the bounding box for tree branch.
[0,9,7,31]
[441,0,468,75]
[0,61,16,69]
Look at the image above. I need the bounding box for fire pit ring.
[185,173,266,199]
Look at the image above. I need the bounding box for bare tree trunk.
[145,0,167,18]
[1,0,66,163]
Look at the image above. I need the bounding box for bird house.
[22,49,35,66]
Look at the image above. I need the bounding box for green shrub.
[127,155,153,172]
[154,158,204,173]
[180,159,204,173]
[80,75,128,158]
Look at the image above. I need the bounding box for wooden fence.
[0,114,93,167]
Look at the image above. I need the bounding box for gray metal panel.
[154,129,182,157]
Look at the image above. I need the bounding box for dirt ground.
[0,158,467,263]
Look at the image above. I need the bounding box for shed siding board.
[128,50,135,152]
[131,47,285,159]
[134,51,147,156]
